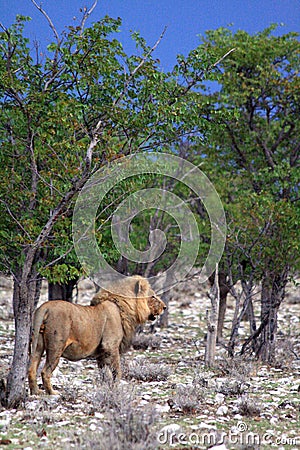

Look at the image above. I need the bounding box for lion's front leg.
[96,347,121,381]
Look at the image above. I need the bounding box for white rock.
[89,423,97,431]
[57,421,70,427]
[216,405,228,416]
[94,412,104,419]
[198,422,217,430]
[214,393,225,404]
[154,403,170,413]
[209,445,228,450]
[159,423,181,434]
[0,416,10,429]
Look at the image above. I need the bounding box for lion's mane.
[91,275,152,352]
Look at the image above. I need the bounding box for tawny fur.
[28,276,165,395]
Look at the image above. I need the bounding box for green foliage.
[0,11,215,282]
[195,26,300,278]
[1,10,298,289]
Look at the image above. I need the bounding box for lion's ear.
[134,279,149,297]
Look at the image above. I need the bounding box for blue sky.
[1,0,299,70]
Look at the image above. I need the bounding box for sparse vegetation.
[132,333,161,351]
[237,396,262,418]
[66,382,159,450]
[173,382,206,414]
[0,280,299,449]
[124,358,172,382]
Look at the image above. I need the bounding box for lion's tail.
[30,305,47,356]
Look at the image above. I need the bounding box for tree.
[0,2,220,407]
[196,26,300,361]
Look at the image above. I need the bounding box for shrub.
[237,396,262,417]
[132,334,161,350]
[124,359,172,382]
[173,383,205,414]
[64,380,158,450]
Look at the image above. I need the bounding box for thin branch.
[0,21,8,33]
[30,0,70,93]
[31,0,61,46]
[42,243,75,270]
[0,200,31,238]
[212,48,236,68]
[80,1,98,35]
[113,26,168,107]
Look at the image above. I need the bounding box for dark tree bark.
[240,268,289,363]
[4,256,40,408]
[257,270,288,363]
[228,275,257,356]
[48,279,77,302]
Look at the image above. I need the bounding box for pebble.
[216,405,228,416]
[159,423,181,434]
[214,393,225,404]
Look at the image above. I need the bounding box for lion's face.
[147,293,166,321]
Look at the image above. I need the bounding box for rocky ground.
[0,276,299,449]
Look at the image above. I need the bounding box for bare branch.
[212,48,236,68]
[28,133,38,212]
[80,1,98,35]
[31,0,63,90]
[85,119,103,170]
[0,21,8,33]
[31,0,61,46]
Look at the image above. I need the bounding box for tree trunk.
[4,264,39,408]
[228,276,256,356]
[48,279,77,302]
[205,265,220,367]
[209,271,230,340]
[257,270,288,363]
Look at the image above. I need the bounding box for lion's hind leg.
[28,333,44,395]
[41,352,62,395]
[41,332,68,395]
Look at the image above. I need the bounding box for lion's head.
[147,294,166,321]
[91,275,166,325]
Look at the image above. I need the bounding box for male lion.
[28,276,166,395]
